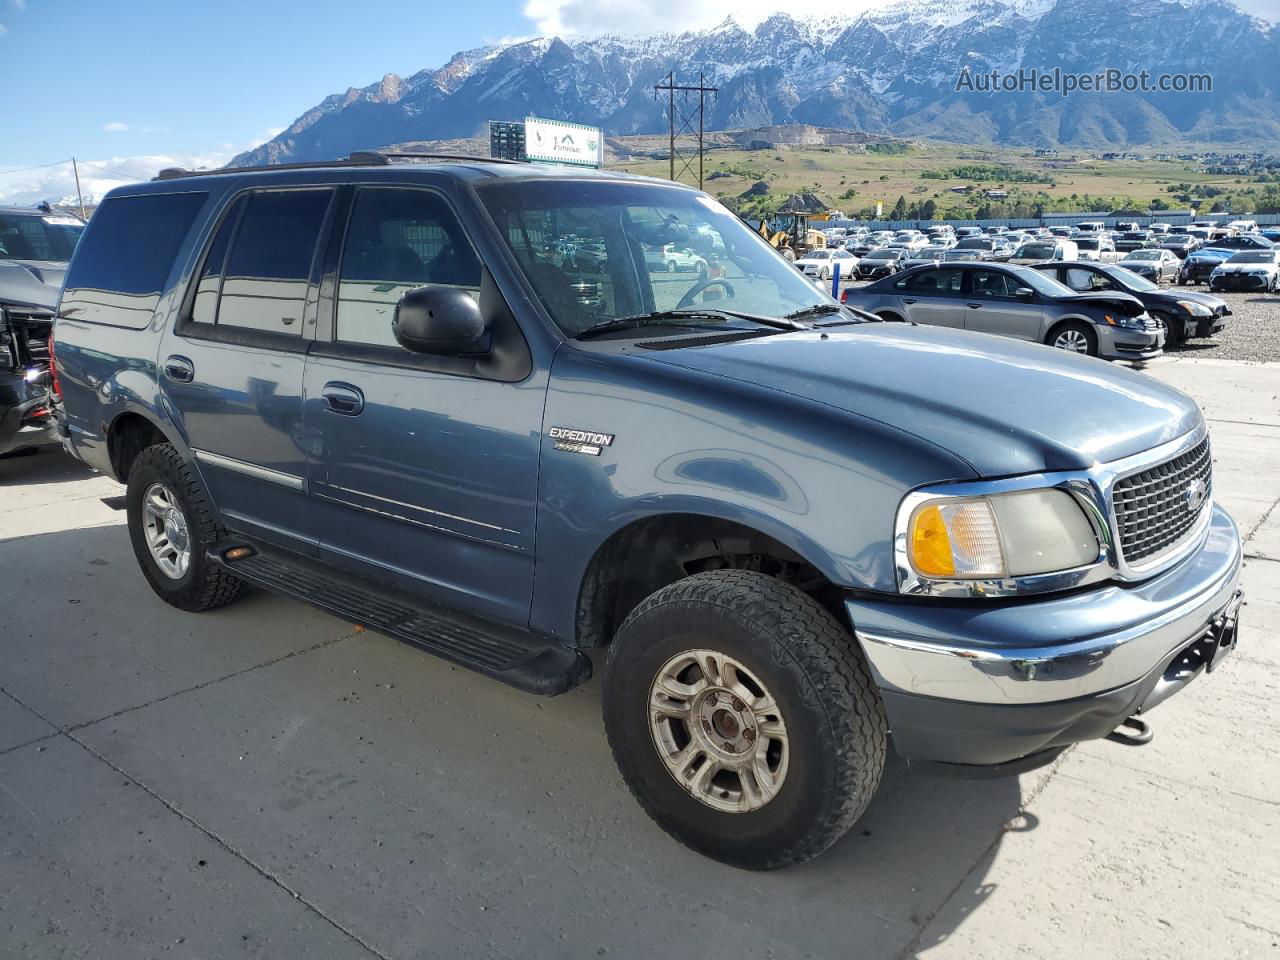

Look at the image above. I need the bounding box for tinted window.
[189,196,244,325]
[336,188,481,347]
[218,190,331,335]
[61,192,207,328]
[898,268,964,294]
[0,213,83,262]
[971,270,1017,298]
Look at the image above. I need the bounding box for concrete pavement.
[1,358,1277,960]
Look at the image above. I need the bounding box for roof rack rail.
[348,150,525,166]
[153,156,390,181]
[152,150,524,181]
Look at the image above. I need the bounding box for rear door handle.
[966,303,983,309]
[163,355,194,383]
[321,382,364,416]
[902,298,917,305]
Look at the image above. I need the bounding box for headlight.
[1176,300,1212,317]
[905,489,1098,581]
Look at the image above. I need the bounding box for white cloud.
[102,121,129,133]
[11,0,27,10]
[522,0,893,34]
[0,23,8,36]
[0,149,236,206]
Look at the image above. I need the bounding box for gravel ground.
[1162,282,1280,363]
[835,279,1280,363]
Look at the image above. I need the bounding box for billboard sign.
[525,117,603,168]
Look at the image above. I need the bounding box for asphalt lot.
[1,358,1278,959]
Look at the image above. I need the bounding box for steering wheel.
[676,278,736,309]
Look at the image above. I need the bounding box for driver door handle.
[966,302,983,309]
[322,382,364,416]
[902,298,917,305]
[163,355,194,383]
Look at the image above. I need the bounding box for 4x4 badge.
[549,426,615,457]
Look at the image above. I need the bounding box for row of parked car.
[807,220,1280,294]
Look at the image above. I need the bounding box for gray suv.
[52,155,1241,869]
[1,204,84,456]
[843,262,1165,360]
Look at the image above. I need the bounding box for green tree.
[891,195,908,220]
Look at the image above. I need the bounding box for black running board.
[210,543,590,696]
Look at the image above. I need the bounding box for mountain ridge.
[231,0,1280,166]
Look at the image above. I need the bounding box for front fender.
[528,346,975,643]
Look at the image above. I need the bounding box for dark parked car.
[1,204,84,456]
[1114,231,1155,254]
[1159,234,1201,259]
[1031,261,1229,348]
[854,247,907,279]
[841,261,1164,360]
[1180,235,1275,284]
[52,155,1242,870]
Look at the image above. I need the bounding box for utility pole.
[71,157,86,219]
[653,72,718,190]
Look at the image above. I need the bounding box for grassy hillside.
[611,140,1280,220]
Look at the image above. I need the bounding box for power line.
[0,158,72,176]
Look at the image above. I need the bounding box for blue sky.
[0,0,520,168]
[2,0,1277,203]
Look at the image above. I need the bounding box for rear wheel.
[1047,320,1098,356]
[126,444,243,612]
[603,570,887,870]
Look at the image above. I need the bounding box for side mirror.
[1015,287,1036,299]
[393,286,490,355]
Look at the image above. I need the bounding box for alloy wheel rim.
[648,649,789,814]
[141,482,191,580]
[1054,329,1089,353]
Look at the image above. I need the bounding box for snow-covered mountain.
[231,0,1280,166]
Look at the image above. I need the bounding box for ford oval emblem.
[1186,479,1208,513]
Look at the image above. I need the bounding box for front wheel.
[1047,320,1098,357]
[126,444,244,612]
[603,570,887,870]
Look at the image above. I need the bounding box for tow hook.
[1106,715,1153,746]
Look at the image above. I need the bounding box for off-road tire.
[603,570,887,870]
[126,444,244,612]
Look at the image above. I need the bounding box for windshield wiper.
[575,308,806,340]
[783,304,843,321]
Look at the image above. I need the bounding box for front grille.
[1112,437,1212,566]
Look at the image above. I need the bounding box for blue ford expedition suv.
[53,155,1243,869]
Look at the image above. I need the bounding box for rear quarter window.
[61,192,207,329]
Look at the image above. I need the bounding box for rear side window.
[216,190,331,335]
[190,196,244,325]
[61,192,207,329]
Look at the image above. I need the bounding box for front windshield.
[864,250,902,262]
[1075,239,1100,250]
[1126,250,1162,261]
[1100,264,1159,292]
[806,250,832,259]
[476,180,832,336]
[1007,265,1075,298]
[0,212,84,262]
[1228,251,1275,264]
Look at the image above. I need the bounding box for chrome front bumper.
[850,504,1241,707]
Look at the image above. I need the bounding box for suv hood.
[0,259,67,311]
[640,324,1200,477]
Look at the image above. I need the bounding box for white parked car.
[1209,249,1280,293]
[1009,239,1080,264]
[795,248,859,280]
[1118,248,1182,283]
[646,244,708,275]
